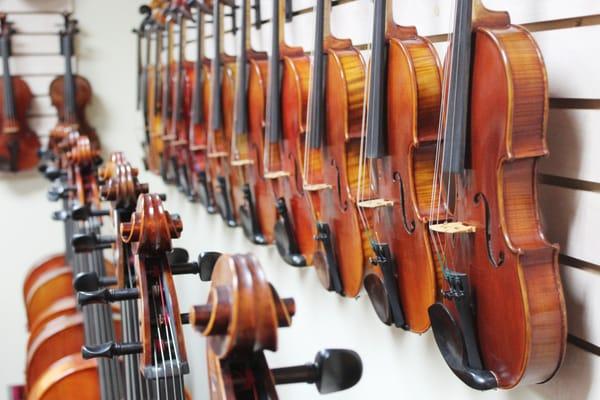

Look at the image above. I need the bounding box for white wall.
[1,1,599,399]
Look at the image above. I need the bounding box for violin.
[172,1,196,196]
[48,14,98,152]
[145,0,169,173]
[0,14,40,172]
[302,0,368,297]
[263,0,315,266]
[207,0,243,227]
[136,6,154,168]
[230,0,277,245]
[356,0,442,330]
[187,0,217,211]
[159,2,178,183]
[189,253,363,398]
[427,0,566,389]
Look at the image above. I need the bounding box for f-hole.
[392,171,415,234]
[331,159,348,211]
[473,192,504,267]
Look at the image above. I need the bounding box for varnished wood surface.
[48,75,99,150]
[0,76,40,171]
[438,22,566,388]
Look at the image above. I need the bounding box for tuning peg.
[47,185,76,202]
[272,349,363,394]
[82,341,143,359]
[52,209,70,221]
[70,204,110,221]
[73,272,117,292]
[198,252,221,281]
[180,312,190,325]
[167,247,189,265]
[44,166,66,181]
[78,287,140,306]
[71,233,116,253]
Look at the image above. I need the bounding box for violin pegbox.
[120,194,189,382]
[101,161,149,210]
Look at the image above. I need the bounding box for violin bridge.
[189,144,207,152]
[172,139,188,147]
[231,159,254,167]
[264,170,290,179]
[358,198,394,209]
[303,183,332,192]
[3,126,19,134]
[162,134,177,141]
[429,222,476,234]
[207,151,229,159]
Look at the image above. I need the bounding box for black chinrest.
[428,303,497,390]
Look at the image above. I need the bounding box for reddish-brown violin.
[427,0,566,390]
[0,13,40,172]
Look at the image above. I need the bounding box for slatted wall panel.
[177,1,600,396]
[2,0,75,142]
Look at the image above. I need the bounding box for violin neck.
[162,22,174,121]
[1,35,16,119]
[63,34,77,121]
[365,0,388,159]
[233,0,252,136]
[210,1,224,132]
[307,0,328,149]
[191,8,205,125]
[442,0,473,175]
[154,27,162,115]
[265,0,284,144]
[174,13,185,122]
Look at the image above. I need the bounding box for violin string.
[160,266,185,399]
[150,260,171,399]
[157,269,177,400]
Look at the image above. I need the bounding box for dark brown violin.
[357,0,442,331]
[427,0,566,390]
[263,0,315,267]
[0,13,40,172]
[190,253,363,399]
[207,0,243,227]
[48,14,98,152]
[187,0,217,211]
[302,0,368,297]
[230,0,277,245]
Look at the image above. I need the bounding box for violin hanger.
[285,0,293,22]
[251,0,262,29]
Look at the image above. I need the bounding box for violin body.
[434,18,566,388]
[189,59,216,207]
[245,55,277,242]
[49,75,98,149]
[24,266,73,330]
[208,59,244,225]
[363,24,443,332]
[275,53,317,264]
[0,76,40,171]
[310,39,367,297]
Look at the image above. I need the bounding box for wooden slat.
[538,185,600,266]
